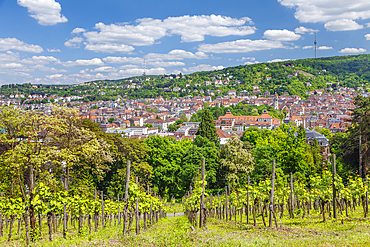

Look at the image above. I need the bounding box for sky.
[1,0,370,85]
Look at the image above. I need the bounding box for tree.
[244,124,318,179]
[314,126,332,139]
[179,114,188,123]
[350,95,370,177]
[144,136,192,198]
[108,117,115,124]
[196,109,219,145]
[0,107,115,241]
[182,136,220,191]
[105,135,151,197]
[0,107,61,241]
[168,123,179,132]
[220,135,254,187]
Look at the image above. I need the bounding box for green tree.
[196,109,219,145]
[314,126,332,139]
[182,136,220,191]
[220,135,254,187]
[168,123,179,132]
[105,136,151,197]
[143,123,153,128]
[144,136,192,198]
[350,95,370,177]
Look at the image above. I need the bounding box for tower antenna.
[142,58,146,77]
[314,31,317,59]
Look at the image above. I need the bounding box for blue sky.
[1,0,370,84]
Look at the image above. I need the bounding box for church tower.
[273,93,279,110]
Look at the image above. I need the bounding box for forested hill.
[195,54,370,97]
[118,53,370,99]
[2,54,370,102]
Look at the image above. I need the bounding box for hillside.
[1,54,370,102]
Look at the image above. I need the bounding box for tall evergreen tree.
[196,108,219,144]
[350,95,370,177]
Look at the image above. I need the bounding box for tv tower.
[314,31,317,59]
[142,58,146,77]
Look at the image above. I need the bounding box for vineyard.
[183,157,370,233]
[0,160,179,246]
[1,99,370,246]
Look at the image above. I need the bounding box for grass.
[1,207,370,246]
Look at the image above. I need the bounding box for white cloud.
[102,50,207,67]
[182,64,224,73]
[21,55,58,65]
[238,57,256,61]
[263,29,301,41]
[84,43,135,53]
[147,61,185,67]
[318,46,333,50]
[68,71,105,80]
[365,34,370,40]
[324,19,363,31]
[338,47,367,54]
[278,0,370,23]
[145,50,208,60]
[0,63,23,69]
[91,66,117,73]
[294,26,317,34]
[237,57,256,62]
[302,46,313,49]
[116,67,166,77]
[59,58,105,67]
[64,37,84,48]
[46,74,66,79]
[1,71,32,77]
[0,38,43,53]
[244,61,259,65]
[119,65,139,70]
[0,52,20,62]
[82,15,255,50]
[71,28,86,34]
[17,0,68,25]
[162,15,256,42]
[84,21,165,47]
[103,56,143,64]
[47,48,60,52]
[32,64,67,72]
[303,45,333,50]
[0,52,68,78]
[267,58,293,63]
[198,39,288,53]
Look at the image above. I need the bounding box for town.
[0,81,360,142]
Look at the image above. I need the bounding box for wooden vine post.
[225,186,228,222]
[0,193,3,238]
[117,194,120,225]
[199,157,206,229]
[359,134,362,178]
[62,165,68,239]
[290,172,294,218]
[332,154,337,220]
[101,191,104,228]
[135,177,140,235]
[247,176,250,224]
[123,160,131,236]
[269,159,278,228]
[94,189,98,231]
[366,177,369,217]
